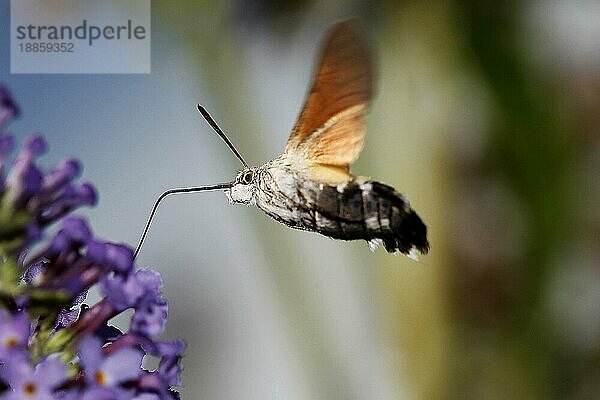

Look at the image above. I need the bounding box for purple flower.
[0,135,14,189]
[55,290,88,330]
[0,87,19,129]
[131,269,168,336]
[22,261,46,286]
[24,218,135,301]
[135,339,185,400]
[42,159,81,194]
[100,273,145,312]
[87,241,134,273]
[54,307,82,331]
[37,216,93,259]
[0,355,66,400]
[131,295,168,343]
[156,341,185,387]
[101,268,168,337]
[0,136,96,254]
[78,336,143,399]
[0,86,184,399]
[0,310,30,360]
[5,137,44,210]
[132,394,160,400]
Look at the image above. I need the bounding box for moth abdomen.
[369,181,429,255]
[255,163,429,257]
[339,184,366,237]
[312,179,429,256]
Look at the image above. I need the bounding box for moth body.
[226,157,429,255]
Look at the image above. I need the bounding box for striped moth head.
[226,167,258,205]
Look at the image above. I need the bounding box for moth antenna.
[197,104,249,168]
[134,182,233,258]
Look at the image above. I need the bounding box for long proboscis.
[134,183,232,258]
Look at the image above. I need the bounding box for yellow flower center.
[23,381,37,396]
[95,370,107,386]
[4,336,19,348]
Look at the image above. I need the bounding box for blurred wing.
[284,20,372,177]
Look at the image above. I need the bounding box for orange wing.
[284,20,373,177]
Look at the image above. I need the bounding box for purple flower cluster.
[0,86,184,400]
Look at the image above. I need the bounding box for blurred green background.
[2,0,599,399]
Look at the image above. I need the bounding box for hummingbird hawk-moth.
[135,20,429,259]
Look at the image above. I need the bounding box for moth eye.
[241,170,254,185]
